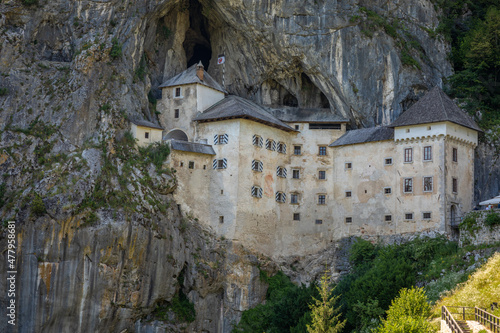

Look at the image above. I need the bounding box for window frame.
[404,212,414,220]
[174,109,180,118]
[404,178,413,193]
[452,147,458,162]
[423,176,433,192]
[384,187,392,195]
[404,147,413,163]
[315,219,323,224]
[345,191,352,198]
[293,145,302,155]
[144,132,150,139]
[277,166,287,178]
[277,142,287,154]
[422,212,432,220]
[384,157,393,166]
[423,146,432,161]
[251,186,263,198]
[318,170,326,180]
[276,191,286,203]
[292,169,300,179]
[318,146,327,156]
[385,215,392,222]
[188,161,194,169]
[345,162,352,170]
[266,139,275,151]
[452,177,458,193]
[345,217,352,223]
[174,87,182,98]
[293,213,300,221]
[290,193,300,204]
[252,135,263,148]
[251,160,263,172]
[317,194,326,205]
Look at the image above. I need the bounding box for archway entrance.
[165,129,188,141]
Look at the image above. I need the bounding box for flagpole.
[218,53,226,90]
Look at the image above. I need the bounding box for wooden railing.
[475,307,500,333]
[442,306,465,333]
[445,306,476,320]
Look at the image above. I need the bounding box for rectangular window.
[318,195,326,205]
[276,191,286,203]
[318,146,327,156]
[214,134,228,145]
[385,158,393,165]
[213,158,227,169]
[404,178,413,193]
[309,123,341,130]
[290,193,299,204]
[318,170,326,180]
[251,186,263,198]
[266,139,275,151]
[293,213,300,221]
[345,191,352,198]
[452,148,458,162]
[345,162,352,170]
[180,161,184,167]
[384,187,392,194]
[292,169,300,179]
[452,178,458,193]
[277,142,287,154]
[424,146,432,161]
[294,145,301,155]
[188,161,194,169]
[405,213,414,220]
[175,87,181,97]
[423,176,433,192]
[145,132,149,139]
[315,219,323,224]
[345,217,352,223]
[252,135,263,147]
[295,125,300,130]
[219,216,224,223]
[385,215,392,222]
[423,212,432,219]
[252,160,263,172]
[404,148,413,163]
[174,109,180,118]
[277,166,287,178]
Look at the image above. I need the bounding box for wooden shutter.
[259,137,263,147]
[214,134,219,145]
[282,193,286,203]
[213,159,217,169]
[275,192,280,202]
[258,161,263,172]
[222,134,228,144]
[252,135,258,146]
[258,187,263,198]
[251,186,256,197]
[282,168,287,178]
[222,158,227,169]
[276,166,280,177]
[283,143,287,154]
[252,160,257,171]
[272,141,277,151]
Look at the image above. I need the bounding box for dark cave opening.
[183,0,212,69]
[283,93,299,107]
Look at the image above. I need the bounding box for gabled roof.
[170,139,216,155]
[389,86,481,131]
[194,95,297,132]
[330,126,394,147]
[158,63,226,93]
[267,108,348,123]
[130,119,164,130]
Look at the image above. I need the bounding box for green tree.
[307,270,346,333]
[377,287,434,333]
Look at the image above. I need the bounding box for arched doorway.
[164,129,188,141]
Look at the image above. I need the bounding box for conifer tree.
[307,269,346,333]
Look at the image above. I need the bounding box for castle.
[133,62,480,258]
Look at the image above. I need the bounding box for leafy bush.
[377,287,434,333]
[484,211,500,227]
[109,38,122,60]
[31,194,46,217]
[139,142,170,171]
[349,237,377,266]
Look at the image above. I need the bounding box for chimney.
[196,61,204,81]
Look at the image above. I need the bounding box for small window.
[251,186,263,198]
[405,213,414,220]
[309,123,341,130]
[277,166,287,178]
[423,176,433,192]
[384,187,392,194]
[188,161,194,169]
[145,132,149,139]
[315,219,323,224]
[423,212,432,219]
[266,139,276,151]
[221,190,223,195]
[424,146,432,161]
[174,109,180,118]
[293,213,300,221]
[277,142,287,154]
[318,146,327,156]
[452,148,458,162]
[345,217,352,223]
[318,170,326,180]
[345,162,352,170]
[175,87,181,97]
[214,134,228,145]
[252,160,263,172]
[292,169,300,179]
[385,215,392,222]
[213,158,227,169]
[252,135,263,147]
[452,178,458,193]
[276,191,286,203]
[294,145,302,155]
[404,178,413,193]
[427,126,432,130]
[404,148,413,163]
[405,128,410,133]
[203,165,206,170]
[384,158,393,165]
[180,161,184,167]
[295,125,300,130]
[219,216,224,223]
[290,193,300,204]
[318,194,326,205]
[345,191,352,198]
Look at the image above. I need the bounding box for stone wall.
[459,210,500,247]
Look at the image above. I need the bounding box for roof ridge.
[437,87,450,121]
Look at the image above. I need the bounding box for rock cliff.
[0,0,497,331]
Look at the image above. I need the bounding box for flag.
[217,55,225,65]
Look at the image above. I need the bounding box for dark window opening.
[174,109,180,118]
[309,123,341,130]
[315,219,323,224]
[188,161,194,169]
[145,132,149,139]
[293,213,300,221]
[385,215,392,222]
[345,217,352,223]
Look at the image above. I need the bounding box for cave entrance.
[183,0,212,70]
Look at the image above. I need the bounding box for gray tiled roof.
[329,126,394,147]
[130,119,164,130]
[268,108,348,123]
[194,95,296,132]
[389,86,481,131]
[170,139,216,155]
[158,63,226,93]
